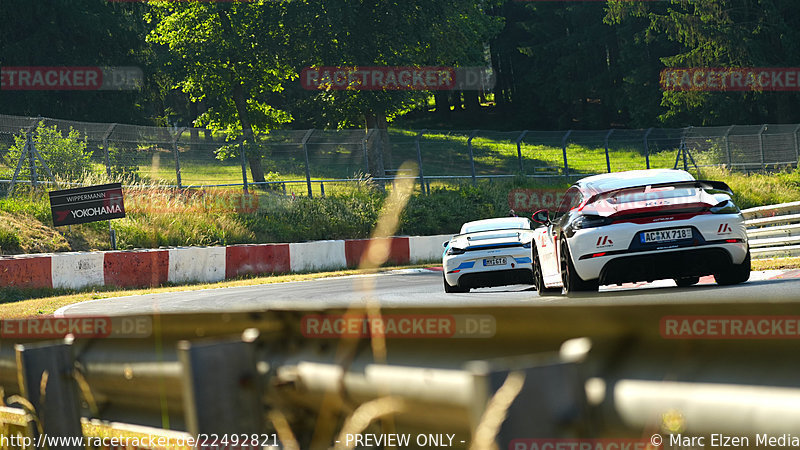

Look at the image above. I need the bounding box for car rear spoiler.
[584,180,733,206]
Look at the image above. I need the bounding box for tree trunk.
[199,101,213,142]
[232,81,266,184]
[434,91,450,117]
[463,91,480,112]
[217,9,265,185]
[363,112,385,179]
[376,111,391,171]
[189,101,200,152]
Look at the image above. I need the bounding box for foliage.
[0,228,21,253]
[5,122,94,181]
[107,145,142,179]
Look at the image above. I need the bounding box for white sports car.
[531,169,751,294]
[442,217,535,293]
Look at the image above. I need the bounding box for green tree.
[281,0,501,172]
[147,1,295,184]
[606,0,800,125]
[0,0,156,123]
[6,122,94,181]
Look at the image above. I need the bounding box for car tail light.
[446,247,466,256]
[579,252,608,260]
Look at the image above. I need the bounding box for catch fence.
[1,114,798,196]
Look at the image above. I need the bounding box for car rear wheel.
[714,251,751,286]
[533,246,560,294]
[674,276,700,287]
[560,240,599,294]
[443,274,469,293]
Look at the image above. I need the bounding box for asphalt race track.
[57,268,800,316]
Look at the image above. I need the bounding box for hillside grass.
[0,165,798,256]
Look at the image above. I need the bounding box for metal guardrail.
[743,201,800,259]
[1,302,800,448]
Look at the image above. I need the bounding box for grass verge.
[752,257,800,271]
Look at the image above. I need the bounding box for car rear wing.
[583,180,733,207]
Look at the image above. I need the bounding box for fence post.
[103,123,117,177]
[643,127,653,169]
[758,124,768,169]
[794,124,800,168]
[515,131,528,173]
[561,130,572,179]
[467,130,479,186]
[15,342,84,449]
[416,129,427,194]
[301,129,315,197]
[720,125,733,167]
[240,138,249,195]
[604,129,614,173]
[173,127,187,189]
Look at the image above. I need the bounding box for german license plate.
[640,228,692,244]
[483,257,507,266]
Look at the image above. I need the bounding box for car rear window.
[462,220,530,234]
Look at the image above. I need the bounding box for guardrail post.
[758,124,768,169]
[604,129,614,173]
[103,123,117,177]
[515,131,528,173]
[178,330,265,438]
[416,130,427,194]
[15,342,83,449]
[724,125,734,167]
[643,127,654,169]
[173,127,187,189]
[793,124,800,168]
[320,181,325,197]
[301,129,315,197]
[561,130,572,179]
[467,130,479,186]
[467,357,586,447]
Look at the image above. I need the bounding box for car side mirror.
[443,241,449,248]
[532,209,550,225]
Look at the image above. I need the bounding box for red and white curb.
[0,234,451,291]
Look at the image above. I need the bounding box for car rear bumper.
[443,249,532,288]
[598,247,736,285]
[456,268,534,289]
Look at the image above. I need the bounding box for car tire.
[560,239,599,294]
[533,246,560,294]
[714,250,751,286]
[674,276,700,287]
[443,274,469,293]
